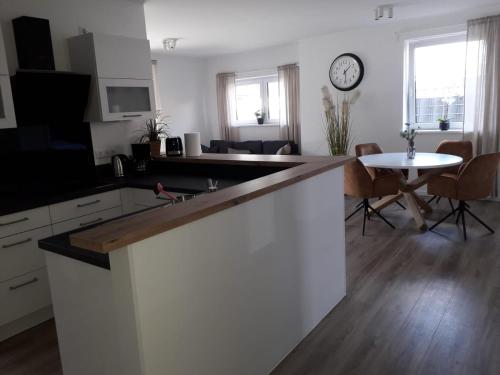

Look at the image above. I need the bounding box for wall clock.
[329,53,364,91]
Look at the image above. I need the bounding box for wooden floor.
[1,197,500,375]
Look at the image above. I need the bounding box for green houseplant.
[140,110,170,157]
[254,109,265,125]
[322,85,360,156]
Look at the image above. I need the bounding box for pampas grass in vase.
[322,86,360,156]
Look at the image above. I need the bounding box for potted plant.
[437,117,450,131]
[254,109,265,125]
[321,85,360,155]
[140,111,170,157]
[438,97,454,131]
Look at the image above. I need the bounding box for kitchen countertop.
[68,154,353,254]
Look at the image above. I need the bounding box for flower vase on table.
[400,123,418,160]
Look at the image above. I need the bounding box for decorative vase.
[149,140,161,157]
[439,120,450,131]
[407,141,416,159]
[257,118,264,125]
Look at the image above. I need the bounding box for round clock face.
[329,53,364,91]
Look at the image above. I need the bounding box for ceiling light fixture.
[374,5,394,21]
[163,38,178,51]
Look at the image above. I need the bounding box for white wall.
[152,53,209,145]
[299,5,500,156]
[206,43,298,142]
[0,0,149,164]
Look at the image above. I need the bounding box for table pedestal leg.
[403,192,427,230]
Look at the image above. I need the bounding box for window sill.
[231,123,280,128]
[416,129,463,135]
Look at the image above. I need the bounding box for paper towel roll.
[184,132,202,157]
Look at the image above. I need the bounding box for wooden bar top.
[69,154,353,253]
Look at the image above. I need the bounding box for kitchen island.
[39,154,352,375]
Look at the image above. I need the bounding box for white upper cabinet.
[68,33,155,122]
[0,28,16,129]
[0,27,8,75]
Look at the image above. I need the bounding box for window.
[232,73,279,126]
[405,33,466,130]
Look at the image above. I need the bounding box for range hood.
[11,70,91,127]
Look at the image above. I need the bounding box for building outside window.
[404,33,466,130]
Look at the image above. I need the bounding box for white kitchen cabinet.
[0,206,51,239]
[52,206,122,235]
[0,268,51,327]
[0,76,16,129]
[49,190,121,224]
[0,226,52,283]
[0,27,8,75]
[98,78,154,122]
[0,28,16,129]
[68,32,154,122]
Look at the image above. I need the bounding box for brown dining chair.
[344,158,400,235]
[429,152,500,240]
[355,143,406,210]
[423,140,473,209]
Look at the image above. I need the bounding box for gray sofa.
[202,140,300,155]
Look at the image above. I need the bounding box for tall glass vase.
[407,140,416,159]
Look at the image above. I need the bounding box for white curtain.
[216,72,236,141]
[464,15,500,197]
[464,15,500,155]
[278,63,300,145]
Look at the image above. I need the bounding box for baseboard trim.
[0,306,53,342]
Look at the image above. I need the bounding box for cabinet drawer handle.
[77,199,101,208]
[9,277,39,291]
[122,114,142,118]
[2,237,32,249]
[79,218,103,227]
[0,217,29,227]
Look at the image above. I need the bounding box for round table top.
[358,152,463,170]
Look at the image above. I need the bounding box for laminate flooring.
[1,197,499,375]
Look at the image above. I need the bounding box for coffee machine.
[131,143,151,173]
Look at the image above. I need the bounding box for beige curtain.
[278,64,300,145]
[464,15,500,197]
[216,72,236,141]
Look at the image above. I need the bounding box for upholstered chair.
[344,158,401,235]
[355,143,406,209]
[423,140,473,209]
[429,152,500,240]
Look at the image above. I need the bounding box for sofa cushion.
[228,147,251,154]
[209,140,230,153]
[262,141,290,155]
[231,141,263,154]
[276,143,292,155]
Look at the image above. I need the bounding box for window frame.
[231,73,279,127]
[404,32,467,131]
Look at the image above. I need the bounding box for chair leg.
[427,195,437,204]
[396,201,406,210]
[464,206,495,234]
[448,199,455,214]
[367,203,395,229]
[345,203,364,222]
[362,203,368,236]
[429,208,457,231]
[461,207,467,241]
[436,196,442,204]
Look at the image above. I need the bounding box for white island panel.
[119,166,346,375]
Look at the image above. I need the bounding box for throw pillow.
[228,147,251,154]
[276,143,292,155]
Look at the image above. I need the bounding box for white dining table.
[358,152,463,230]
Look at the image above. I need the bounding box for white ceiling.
[144,0,500,57]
